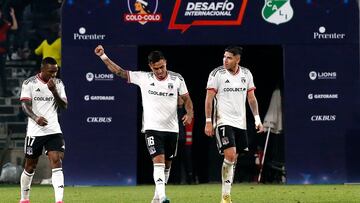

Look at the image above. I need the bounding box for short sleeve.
[247,70,255,91]
[206,71,219,91]
[57,80,67,99]
[178,76,189,96]
[20,81,32,101]
[128,71,145,86]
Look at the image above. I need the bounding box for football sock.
[164,167,171,184]
[20,170,34,200]
[52,168,64,202]
[222,159,235,196]
[151,166,171,201]
[153,163,166,200]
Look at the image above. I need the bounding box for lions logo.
[86,72,94,82]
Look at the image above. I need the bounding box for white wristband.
[205,118,212,123]
[254,115,261,126]
[100,53,108,60]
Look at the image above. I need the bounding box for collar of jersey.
[155,72,168,81]
[226,66,240,76]
[36,73,48,84]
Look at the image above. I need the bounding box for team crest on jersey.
[26,147,33,155]
[262,0,294,25]
[241,78,246,84]
[168,83,173,89]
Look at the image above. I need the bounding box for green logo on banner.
[262,0,293,25]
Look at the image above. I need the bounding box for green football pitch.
[1,183,359,203]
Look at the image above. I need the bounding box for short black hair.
[41,57,57,67]
[224,46,243,56]
[148,51,165,64]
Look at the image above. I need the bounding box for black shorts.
[215,125,248,155]
[24,133,65,159]
[145,130,178,160]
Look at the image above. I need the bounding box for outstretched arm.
[94,45,128,80]
[21,101,48,126]
[247,90,264,133]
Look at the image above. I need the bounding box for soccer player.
[19,57,67,203]
[94,45,193,203]
[204,46,264,203]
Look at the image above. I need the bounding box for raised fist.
[94,45,104,56]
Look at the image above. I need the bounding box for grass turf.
[1,183,360,203]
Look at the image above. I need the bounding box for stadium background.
[0,0,359,187]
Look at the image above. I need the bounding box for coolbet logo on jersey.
[148,90,174,97]
[169,0,248,33]
[34,97,54,101]
[223,87,246,92]
[124,0,162,25]
[262,0,293,25]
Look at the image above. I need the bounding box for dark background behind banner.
[62,1,359,185]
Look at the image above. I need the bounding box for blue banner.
[62,0,359,185]
[61,45,138,185]
[284,45,359,184]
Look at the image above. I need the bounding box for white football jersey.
[206,66,255,130]
[128,71,188,133]
[20,74,67,137]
